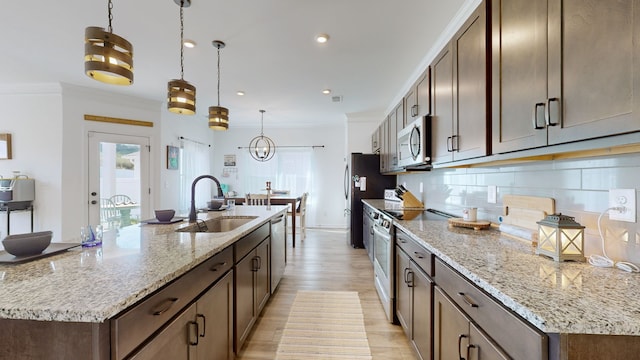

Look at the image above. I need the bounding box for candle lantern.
[536,213,585,262]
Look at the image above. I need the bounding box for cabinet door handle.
[406,268,414,288]
[458,334,468,360]
[413,251,425,259]
[546,97,561,126]
[458,292,479,308]
[467,344,476,360]
[532,102,546,130]
[451,135,459,151]
[188,320,199,346]
[447,136,453,152]
[257,255,262,270]
[252,256,259,272]
[152,297,179,316]
[412,104,419,117]
[209,261,227,272]
[196,314,206,337]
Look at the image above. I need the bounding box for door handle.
[196,313,206,337]
[91,200,97,205]
[458,334,468,360]
[532,102,546,130]
[546,97,561,126]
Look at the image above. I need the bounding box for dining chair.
[100,198,120,231]
[288,192,308,240]
[245,193,269,205]
[109,194,134,205]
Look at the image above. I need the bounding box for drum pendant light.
[167,0,196,115]
[249,110,276,161]
[209,40,229,130]
[84,0,134,85]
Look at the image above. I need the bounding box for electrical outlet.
[609,188,636,222]
[487,185,497,204]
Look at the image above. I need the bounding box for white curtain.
[179,140,211,214]
[241,148,314,199]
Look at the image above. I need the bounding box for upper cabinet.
[492,0,640,153]
[432,1,489,165]
[382,100,404,173]
[405,68,431,124]
[371,126,381,154]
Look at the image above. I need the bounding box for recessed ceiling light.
[237,91,245,96]
[183,39,196,48]
[315,34,330,44]
[322,89,331,95]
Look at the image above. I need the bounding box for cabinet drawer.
[112,247,233,359]
[396,229,433,276]
[434,258,547,360]
[235,222,270,263]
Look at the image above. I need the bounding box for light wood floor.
[236,228,417,360]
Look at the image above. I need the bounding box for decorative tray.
[448,218,492,230]
[0,242,81,264]
[140,216,187,225]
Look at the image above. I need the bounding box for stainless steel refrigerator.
[344,153,396,248]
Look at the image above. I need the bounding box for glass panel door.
[88,132,150,231]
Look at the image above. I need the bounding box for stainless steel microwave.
[397,116,431,169]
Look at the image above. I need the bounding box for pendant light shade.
[249,110,276,161]
[209,40,229,130]
[167,0,196,115]
[84,1,133,85]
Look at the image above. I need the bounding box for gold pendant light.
[167,0,196,115]
[249,110,276,161]
[84,0,133,85]
[209,40,229,130]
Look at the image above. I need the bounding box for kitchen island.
[0,205,287,359]
[364,200,640,359]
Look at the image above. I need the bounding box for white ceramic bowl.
[2,231,53,257]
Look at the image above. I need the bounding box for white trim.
[0,83,61,95]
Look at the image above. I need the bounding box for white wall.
[0,84,63,238]
[211,124,347,228]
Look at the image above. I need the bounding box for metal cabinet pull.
[458,292,479,308]
[467,344,476,360]
[257,255,262,270]
[196,314,206,337]
[458,334,468,360]
[532,102,546,130]
[188,320,199,346]
[451,135,459,151]
[413,251,425,259]
[546,97,561,126]
[447,136,453,152]
[251,256,259,272]
[404,267,414,287]
[152,297,179,315]
[209,261,227,272]
[411,104,419,117]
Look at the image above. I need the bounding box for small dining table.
[230,195,300,247]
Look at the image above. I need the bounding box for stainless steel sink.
[176,216,259,233]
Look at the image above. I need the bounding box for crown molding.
[0,82,62,95]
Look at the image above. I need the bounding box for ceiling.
[0,0,468,128]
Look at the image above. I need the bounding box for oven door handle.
[372,224,390,240]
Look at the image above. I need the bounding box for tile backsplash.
[398,152,640,264]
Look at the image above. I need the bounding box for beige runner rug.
[275,290,373,360]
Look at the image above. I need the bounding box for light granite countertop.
[364,199,640,336]
[0,206,287,323]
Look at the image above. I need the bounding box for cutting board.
[501,195,555,240]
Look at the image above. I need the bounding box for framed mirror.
[0,134,11,160]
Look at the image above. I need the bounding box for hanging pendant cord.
[107,0,113,33]
[217,47,221,106]
[179,1,185,80]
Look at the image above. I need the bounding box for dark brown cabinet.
[431,0,489,165]
[395,230,434,360]
[434,286,509,360]
[130,271,234,360]
[405,68,430,124]
[379,117,390,173]
[235,234,270,352]
[492,0,640,154]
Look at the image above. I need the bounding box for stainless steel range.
[372,209,394,322]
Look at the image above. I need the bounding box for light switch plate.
[609,188,636,222]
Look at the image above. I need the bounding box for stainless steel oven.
[373,211,394,322]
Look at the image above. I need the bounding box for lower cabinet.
[395,230,434,360]
[130,270,234,360]
[434,286,509,360]
[235,238,270,352]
